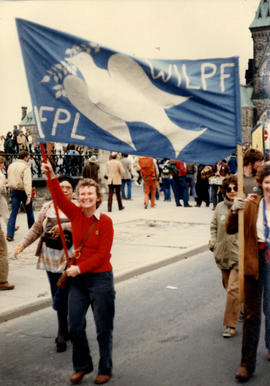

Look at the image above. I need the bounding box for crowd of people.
[1,145,270,384]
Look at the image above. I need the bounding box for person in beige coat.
[209,175,240,338]
[106,152,125,212]
[6,150,34,241]
[0,156,15,290]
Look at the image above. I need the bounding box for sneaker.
[222,326,236,338]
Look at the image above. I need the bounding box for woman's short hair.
[221,175,238,197]
[75,178,103,208]
[256,164,270,192]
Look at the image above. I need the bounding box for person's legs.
[150,179,157,208]
[7,190,21,238]
[262,251,270,351]
[240,274,263,374]
[222,268,240,328]
[212,185,218,208]
[126,179,132,199]
[143,180,150,207]
[107,185,113,212]
[24,196,35,228]
[0,228,8,283]
[178,176,189,206]
[90,272,115,376]
[162,178,170,200]
[121,180,126,199]
[115,185,124,210]
[47,271,69,349]
[68,278,93,373]
[171,177,180,206]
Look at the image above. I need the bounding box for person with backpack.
[138,156,159,209]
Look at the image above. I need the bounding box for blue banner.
[16,18,242,163]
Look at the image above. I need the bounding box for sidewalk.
[0,185,213,323]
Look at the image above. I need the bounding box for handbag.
[57,218,98,289]
[42,229,73,250]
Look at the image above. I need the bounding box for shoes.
[222,326,236,338]
[70,369,92,384]
[0,281,15,291]
[119,207,125,211]
[239,312,245,323]
[15,226,20,232]
[267,350,270,361]
[6,236,14,242]
[235,366,253,382]
[55,337,67,353]
[94,374,112,384]
[184,203,192,207]
[176,203,182,207]
[144,203,148,209]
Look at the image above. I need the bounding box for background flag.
[16,18,242,163]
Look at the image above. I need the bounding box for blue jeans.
[46,271,70,313]
[161,178,171,200]
[171,176,189,205]
[121,179,132,199]
[7,190,34,238]
[68,271,115,375]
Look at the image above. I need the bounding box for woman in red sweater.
[42,162,115,386]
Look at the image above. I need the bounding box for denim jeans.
[171,176,189,205]
[68,271,115,375]
[7,190,34,238]
[161,178,171,200]
[121,179,132,199]
[46,271,70,313]
[241,248,270,373]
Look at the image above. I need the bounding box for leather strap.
[75,218,98,256]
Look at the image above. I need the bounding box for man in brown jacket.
[106,152,125,212]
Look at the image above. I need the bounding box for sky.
[0,0,261,135]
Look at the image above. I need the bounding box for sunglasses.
[226,186,238,193]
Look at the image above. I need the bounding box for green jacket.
[209,198,238,270]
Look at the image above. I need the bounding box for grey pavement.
[0,184,213,323]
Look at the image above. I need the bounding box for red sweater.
[47,178,113,274]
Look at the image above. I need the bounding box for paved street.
[1,251,269,386]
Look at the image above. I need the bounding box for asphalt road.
[0,251,269,386]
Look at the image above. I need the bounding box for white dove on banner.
[63,52,206,155]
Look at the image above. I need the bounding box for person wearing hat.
[82,155,100,183]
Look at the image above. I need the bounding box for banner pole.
[237,144,244,303]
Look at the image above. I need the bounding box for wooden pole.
[237,144,245,303]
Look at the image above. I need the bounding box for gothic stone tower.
[249,0,270,121]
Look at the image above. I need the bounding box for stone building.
[242,0,270,146]
[18,106,38,147]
